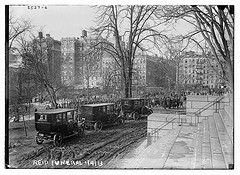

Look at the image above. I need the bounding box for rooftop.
[82,103,115,107]
[35,108,75,114]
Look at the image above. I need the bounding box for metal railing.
[176,95,225,125]
[195,96,224,115]
[146,95,225,146]
[147,113,177,145]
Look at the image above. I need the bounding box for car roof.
[121,98,145,100]
[35,108,75,114]
[81,103,115,107]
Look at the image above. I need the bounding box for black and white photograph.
[5,1,234,170]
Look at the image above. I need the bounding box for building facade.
[179,52,224,91]
[45,34,62,87]
[61,31,108,89]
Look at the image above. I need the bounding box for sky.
[9,4,199,56]
[10,5,98,40]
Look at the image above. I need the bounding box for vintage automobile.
[35,108,85,146]
[121,98,153,120]
[79,103,124,131]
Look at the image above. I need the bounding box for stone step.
[224,105,233,122]
[201,119,212,169]
[219,109,233,144]
[208,117,226,169]
[213,112,233,169]
[192,121,203,169]
[163,125,198,169]
[126,125,182,168]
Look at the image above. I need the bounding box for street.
[9,119,147,168]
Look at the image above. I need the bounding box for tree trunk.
[44,84,58,108]
[128,67,132,98]
[227,62,234,91]
[124,81,129,98]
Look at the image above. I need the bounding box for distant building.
[45,34,61,87]
[100,53,176,96]
[179,51,224,91]
[61,31,176,96]
[133,54,176,94]
[61,31,112,89]
[61,37,77,86]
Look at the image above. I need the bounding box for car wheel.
[84,124,90,130]
[35,136,44,145]
[53,132,63,146]
[132,112,139,121]
[148,109,153,115]
[117,117,124,125]
[78,126,84,136]
[94,121,103,131]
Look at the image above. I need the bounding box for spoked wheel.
[53,132,63,146]
[132,112,140,121]
[78,126,85,136]
[94,121,103,131]
[35,136,44,145]
[148,109,153,115]
[116,117,124,125]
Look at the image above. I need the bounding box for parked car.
[121,98,153,120]
[34,108,85,146]
[79,103,124,131]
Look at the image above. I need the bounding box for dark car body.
[35,108,84,146]
[121,98,153,120]
[79,103,124,131]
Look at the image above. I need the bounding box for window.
[103,106,106,113]
[107,105,113,114]
[38,114,47,121]
[56,114,62,123]
[67,111,73,122]
[134,100,139,105]
[63,113,67,122]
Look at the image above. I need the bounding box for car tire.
[94,121,103,131]
[117,117,124,125]
[35,136,44,145]
[53,132,63,146]
[148,109,153,115]
[78,126,84,136]
[132,112,139,121]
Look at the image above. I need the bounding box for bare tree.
[91,5,169,98]
[18,32,62,108]
[8,10,33,51]
[191,5,234,90]
[162,38,191,93]
[161,5,234,90]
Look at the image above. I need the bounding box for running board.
[63,133,78,139]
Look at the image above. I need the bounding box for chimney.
[82,30,87,37]
[39,32,43,39]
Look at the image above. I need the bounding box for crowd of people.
[148,94,186,109]
[45,87,229,110]
[45,92,187,111]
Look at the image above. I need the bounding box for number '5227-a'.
[28,6,47,10]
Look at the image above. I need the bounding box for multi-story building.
[61,31,176,95]
[179,51,223,90]
[133,54,176,94]
[100,53,176,96]
[61,30,112,89]
[61,37,78,86]
[45,34,62,87]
